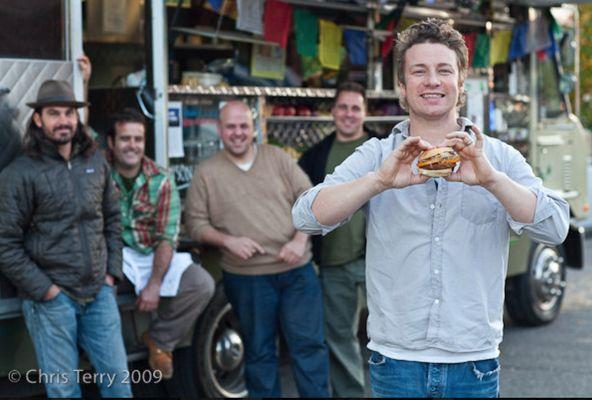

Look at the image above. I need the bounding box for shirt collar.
[391,117,474,138]
[140,156,160,178]
[112,156,160,195]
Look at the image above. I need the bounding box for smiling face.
[218,101,255,159]
[399,42,462,122]
[33,106,78,145]
[332,90,367,141]
[109,121,145,175]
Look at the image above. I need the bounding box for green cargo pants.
[319,258,367,397]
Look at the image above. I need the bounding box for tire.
[505,243,567,326]
[164,346,200,398]
[128,360,169,398]
[192,283,247,398]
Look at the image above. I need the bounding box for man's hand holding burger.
[311,122,536,228]
[376,136,433,190]
[441,125,499,187]
[311,136,432,227]
[441,124,536,223]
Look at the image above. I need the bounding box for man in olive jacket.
[0,80,131,398]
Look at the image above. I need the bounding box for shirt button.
[434,299,440,304]
[434,237,440,242]
[430,204,435,210]
[435,270,440,274]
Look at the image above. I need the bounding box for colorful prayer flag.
[509,23,528,61]
[344,29,367,66]
[263,0,293,49]
[472,33,489,68]
[490,29,511,66]
[294,9,318,57]
[319,19,343,70]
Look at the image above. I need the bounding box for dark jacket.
[0,140,122,301]
[298,129,377,264]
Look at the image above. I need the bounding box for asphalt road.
[500,264,592,397]
[498,164,592,397]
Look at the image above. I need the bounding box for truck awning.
[511,0,591,5]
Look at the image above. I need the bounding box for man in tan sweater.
[185,101,329,397]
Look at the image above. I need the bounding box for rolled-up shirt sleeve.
[504,145,569,245]
[292,137,382,235]
[292,184,344,235]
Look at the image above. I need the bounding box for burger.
[417,147,461,177]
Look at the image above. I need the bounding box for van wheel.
[164,346,199,398]
[193,284,247,398]
[505,244,566,326]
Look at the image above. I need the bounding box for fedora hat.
[26,80,88,109]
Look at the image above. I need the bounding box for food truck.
[0,0,590,397]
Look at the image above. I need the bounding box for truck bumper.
[564,217,592,269]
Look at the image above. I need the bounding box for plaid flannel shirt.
[111,156,180,254]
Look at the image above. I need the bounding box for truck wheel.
[505,243,567,326]
[164,346,199,398]
[193,283,247,398]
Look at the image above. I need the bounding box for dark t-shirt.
[320,134,368,267]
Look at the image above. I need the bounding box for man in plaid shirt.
[107,109,214,379]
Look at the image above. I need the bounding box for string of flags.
[465,14,561,69]
[209,0,563,74]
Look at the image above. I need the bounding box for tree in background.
[580,5,592,129]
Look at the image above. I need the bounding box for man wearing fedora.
[0,80,132,398]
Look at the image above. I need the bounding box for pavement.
[498,163,592,397]
[500,265,592,397]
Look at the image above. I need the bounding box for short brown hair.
[334,81,366,106]
[107,108,146,141]
[395,18,468,108]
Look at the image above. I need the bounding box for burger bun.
[418,147,455,160]
[417,167,453,177]
[416,146,460,178]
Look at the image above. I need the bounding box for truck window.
[0,0,65,60]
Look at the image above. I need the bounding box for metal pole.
[150,0,169,167]
[68,0,85,122]
[575,5,581,118]
[529,10,538,167]
[366,9,375,90]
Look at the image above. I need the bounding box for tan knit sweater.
[185,144,312,275]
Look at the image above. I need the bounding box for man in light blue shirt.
[292,19,569,398]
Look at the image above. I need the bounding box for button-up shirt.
[292,118,569,363]
[112,156,180,254]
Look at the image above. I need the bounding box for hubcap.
[215,329,244,371]
[205,303,247,398]
[530,246,566,311]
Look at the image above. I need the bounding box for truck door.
[530,7,589,220]
[0,0,84,131]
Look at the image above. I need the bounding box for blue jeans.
[224,263,330,398]
[22,284,132,398]
[369,351,500,398]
